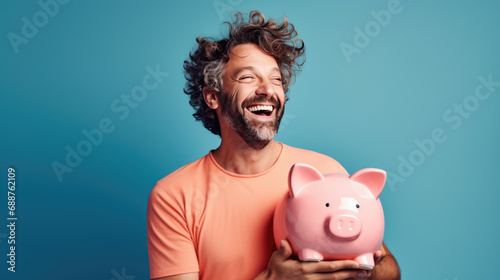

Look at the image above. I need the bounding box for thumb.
[276,239,293,260]
[374,249,384,264]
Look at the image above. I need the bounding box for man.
[147,11,400,280]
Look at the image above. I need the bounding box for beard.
[219,91,284,149]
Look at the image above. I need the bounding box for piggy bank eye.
[356,204,360,209]
[325,203,330,207]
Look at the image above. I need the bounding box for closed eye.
[239,75,254,81]
[271,77,282,85]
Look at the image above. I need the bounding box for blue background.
[1,0,499,279]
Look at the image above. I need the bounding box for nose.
[255,78,278,97]
[328,214,361,240]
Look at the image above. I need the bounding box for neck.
[212,138,282,175]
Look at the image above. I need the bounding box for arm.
[368,242,401,280]
[147,186,199,280]
[253,240,372,280]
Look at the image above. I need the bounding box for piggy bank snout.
[328,214,362,240]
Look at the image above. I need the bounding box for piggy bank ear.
[349,168,386,198]
[288,163,325,197]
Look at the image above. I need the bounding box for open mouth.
[247,105,274,116]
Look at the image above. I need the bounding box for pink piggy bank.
[273,163,386,269]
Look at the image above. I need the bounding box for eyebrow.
[232,66,281,78]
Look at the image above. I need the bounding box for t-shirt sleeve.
[147,182,199,279]
[312,152,349,176]
[331,157,349,175]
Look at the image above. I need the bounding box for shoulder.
[282,144,348,175]
[149,154,209,200]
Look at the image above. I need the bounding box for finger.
[275,239,293,261]
[314,269,372,280]
[374,250,384,264]
[302,259,360,273]
[380,242,388,257]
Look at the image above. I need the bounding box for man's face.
[218,43,286,149]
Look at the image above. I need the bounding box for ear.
[288,163,325,197]
[203,87,219,109]
[349,168,386,198]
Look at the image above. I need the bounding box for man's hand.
[348,250,383,280]
[253,240,372,280]
[373,243,386,266]
[365,242,401,280]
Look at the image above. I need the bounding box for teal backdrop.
[1,0,499,279]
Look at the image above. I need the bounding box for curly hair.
[183,10,305,136]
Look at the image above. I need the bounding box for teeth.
[247,105,274,112]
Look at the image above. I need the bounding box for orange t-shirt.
[147,143,348,279]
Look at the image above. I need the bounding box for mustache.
[241,96,282,111]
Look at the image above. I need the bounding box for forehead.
[224,43,279,74]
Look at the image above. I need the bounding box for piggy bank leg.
[354,253,374,270]
[298,248,323,261]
